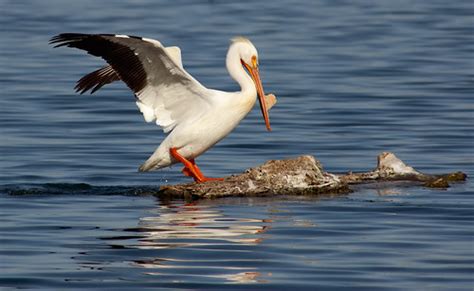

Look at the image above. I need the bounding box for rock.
[159,155,349,199]
[158,152,467,199]
[424,178,450,188]
[377,152,418,176]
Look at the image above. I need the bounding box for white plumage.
[50,34,275,182]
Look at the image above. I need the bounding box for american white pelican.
[50,33,276,183]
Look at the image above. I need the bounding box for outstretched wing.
[75,46,184,95]
[50,33,211,133]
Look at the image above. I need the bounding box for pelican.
[50,33,276,183]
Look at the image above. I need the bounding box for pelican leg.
[170,148,223,183]
[181,158,200,178]
[181,166,193,178]
[190,159,224,182]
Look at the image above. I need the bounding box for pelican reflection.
[128,199,272,283]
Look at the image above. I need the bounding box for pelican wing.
[75,46,184,95]
[50,33,211,133]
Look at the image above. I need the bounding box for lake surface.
[1,0,473,289]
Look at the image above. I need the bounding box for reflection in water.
[136,201,271,248]
[106,200,272,283]
[207,271,268,284]
[376,188,403,196]
[353,183,408,196]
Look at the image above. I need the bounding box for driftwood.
[159,152,466,199]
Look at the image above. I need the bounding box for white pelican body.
[50,34,274,182]
[145,88,255,169]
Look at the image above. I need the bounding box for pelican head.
[231,37,271,131]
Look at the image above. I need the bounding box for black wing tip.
[74,75,98,95]
[73,84,88,95]
[74,83,102,95]
[50,32,149,94]
[49,33,88,47]
[49,33,144,47]
[74,66,120,95]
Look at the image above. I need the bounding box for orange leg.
[181,158,201,178]
[190,159,224,182]
[170,148,224,183]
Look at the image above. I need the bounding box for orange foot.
[170,148,224,183]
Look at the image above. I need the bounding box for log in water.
[159,152,467,199]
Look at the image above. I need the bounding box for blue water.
[1,0,473,289]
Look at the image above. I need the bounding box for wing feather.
[75,65,120,94]
[74,46,184,95]
[50,33,210,133]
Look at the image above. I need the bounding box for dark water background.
[1,0,473,289]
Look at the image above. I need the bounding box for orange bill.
[242,58,271,131]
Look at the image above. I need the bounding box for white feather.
[135,101,155,122]
[164,46,183,69]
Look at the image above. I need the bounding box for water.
[1,0,473,289]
